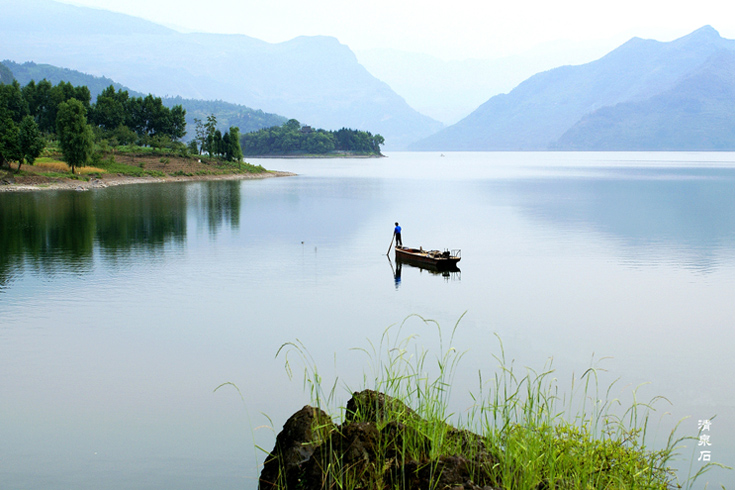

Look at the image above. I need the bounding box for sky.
[57,0,735,60]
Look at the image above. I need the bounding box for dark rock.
[345,389,417,424]
[390,455,502,490]
[261,392,501,490]
[259,405,335,490]
[381,420,431,462]
[302,421,381,489]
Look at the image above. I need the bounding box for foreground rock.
[260,390,501,490]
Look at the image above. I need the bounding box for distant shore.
[247,153,385,159]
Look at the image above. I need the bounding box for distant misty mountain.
[554,51,735,150]
[4,60,137,97]
[0,62,13,84]
[356,40,617,125]
[0,0,442,149]
[411,26,735,151]
[3,60,287,137]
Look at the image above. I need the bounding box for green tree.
[124,94,186,142]
[24,79,55,133]
[193,117,206,155]
[111,124,137,146]
[187,139,199,155]
[168,105,186,141]
[204,114,217,156]
[305,131,336,154]
[226,126,243,163]
[23,80,90,134]
[90,85,128,132]
[56,99,94,174]
[51,81,91,111]
[284,119,301,131]
[213,129,223,156]
[17,115,44,173]
[0,80,29,123]
[372,134,385,153]
[0,109,20,169]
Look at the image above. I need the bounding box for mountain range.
[2,0,734,152]
[0,0,442,149]
[411,26,735,151]
[355,39,619,125]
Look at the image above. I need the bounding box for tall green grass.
[273,315,728,489]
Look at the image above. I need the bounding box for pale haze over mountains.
[355,40,621,125]
[411,26,735,151]
[0,0,443,149]
[2,0,735,150]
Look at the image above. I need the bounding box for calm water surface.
[1,152,734,488]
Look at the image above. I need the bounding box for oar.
[386,234,395,255]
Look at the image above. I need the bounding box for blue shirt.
[395,225,401,234]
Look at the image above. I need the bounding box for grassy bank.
[267,315,727,489]
[1,147,268,188]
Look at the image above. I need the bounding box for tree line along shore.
[0,77,384,186]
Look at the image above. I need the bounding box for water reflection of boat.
[400,260,461,279]
[395,246,461,270]
[388,254,460,285]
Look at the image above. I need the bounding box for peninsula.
[0,149,293,192]
[1,78,382,191]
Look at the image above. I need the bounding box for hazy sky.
[58,0,735,60]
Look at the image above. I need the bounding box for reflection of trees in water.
[191,180,241,235]
[94,185,187,259]
[0,192,96,286]
[0,181,244,288]
[0,184,196,286]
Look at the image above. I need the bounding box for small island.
[241,119,384,157]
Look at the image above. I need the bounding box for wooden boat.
[395,246,461,269]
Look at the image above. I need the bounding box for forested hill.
[241,120,384,156]
[3,60,287,138]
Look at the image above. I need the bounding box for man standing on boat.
[394,222,402,247]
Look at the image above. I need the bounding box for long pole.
[387,234,395,255]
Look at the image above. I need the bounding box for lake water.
[1,152,734,489]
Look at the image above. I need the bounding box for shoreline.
[0,170,296,193]
[247,153,384,159]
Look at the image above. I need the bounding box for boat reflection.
[388,256,460,289]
